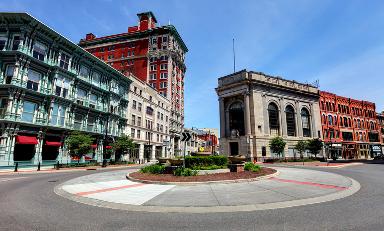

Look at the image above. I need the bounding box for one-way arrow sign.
[181,132,191,142]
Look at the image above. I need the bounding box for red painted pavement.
[75,183,146,196]
[270,177,347,190]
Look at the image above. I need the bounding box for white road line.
[0,177,28,182]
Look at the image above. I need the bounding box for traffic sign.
[181,132,191,142]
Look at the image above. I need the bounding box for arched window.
[268,103,279,135]
[285,105,296,136]
[228,101,245,136]
[328,115,333,125]
[344,117,348,127]
[370,121,375,130]
[301,108,311,137]
[348,118,351,127]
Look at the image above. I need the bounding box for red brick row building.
[320,91,382,159]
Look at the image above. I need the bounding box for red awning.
[45,141,62,147]
[16,136,38,145]
[91,144,98,149]
[105,146,112,149]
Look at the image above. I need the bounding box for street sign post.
[181,132,192,168]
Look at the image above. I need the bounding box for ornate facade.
[216,70,322,160]
[320,91,382,159]
[0,13,131,166]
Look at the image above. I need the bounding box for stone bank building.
[216,70,322,160]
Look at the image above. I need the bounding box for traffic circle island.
[55,167,360,213]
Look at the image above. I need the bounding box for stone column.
[151,145,156,161]
[310,103,316,138]
[33,132,43,165]
[296,101,303,137]
[6,133,15,166]
[244,92,251,136]
[280,99,286,137]
[139,143,144,163]
[219,97,225,138]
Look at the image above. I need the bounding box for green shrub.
[173,167,198,176]
[185,155,228,168]
[140,164,165,174]
[244,162,261,172]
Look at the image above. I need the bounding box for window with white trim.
[79,66,90,79]
[160,64,167,70]
[150,73,156,80]
[160,82,167,88]
[59,53,70,70]
[27,70,41,91]
[55,75,70,98]
[21,101,37,123]
[160,73,167,79]
[33,42,47,61]
[51,103,66,126]
[150,65,157,71]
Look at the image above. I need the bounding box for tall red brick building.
[320,91,382,159]
[79,12,188,152]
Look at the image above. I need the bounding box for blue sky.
[2,0,384,129]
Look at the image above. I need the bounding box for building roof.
[137,11,157,23]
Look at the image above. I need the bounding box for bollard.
[14,162,18,172]
[37,162,41,171]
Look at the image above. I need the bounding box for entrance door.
[14,144,35,162]
[229,142,239,156]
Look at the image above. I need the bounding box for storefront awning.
[91,144,98,149]
[105,146,112,149]
[16,136,38,145]
[45,141,62,147]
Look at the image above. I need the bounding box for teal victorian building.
[0,13,131,166]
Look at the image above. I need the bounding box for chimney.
[85,33,96,41]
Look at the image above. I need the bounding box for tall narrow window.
[285,105,296,136]
[74,114,83,130]
[27,70,41,91]
[59,53,70,70]
[301,108,311,137]
[12,36,20,50]
[0,36,7,50]
[268,103,279,135]
[228,101,245,136]
[21,101,37,123]
[33,42,47,61]
[5,65,14,84]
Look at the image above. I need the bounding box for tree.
[295,140,308,160]
[269,136,286,158]
[113,135,135,161]
[306,138,323,158]
[65,132,94,164]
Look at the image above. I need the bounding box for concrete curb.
[125,169,280,185]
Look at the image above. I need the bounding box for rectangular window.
[5,65,14,84]
[87,116,95,132]
[27,70,40,91]
[21,101,36,123]
[33,42,47,61]
[55,75,70,98]
[150,65,157,71]
[150,73,157,80]
[160,64,167,70]
[92,72,100,86]
[50,103,59,125]
[137,116,141,126]
[131,128,135,138]
[146,106,153,116]
[160,73,168,79]
[132,100,137,109]
[59,53,70,70]
[150,82,156,88]
[79,66,90,79]
[12,36,20,50]
[162,36,168,43]
[137,130,141,139]
[89,93,98,108]
[76,88,87,105]
[138,103,142,112]
[160,55,168,61]
[0,36,6,50]
[160,82,167,88]
[131,115,136,125]
[74,114,83,130]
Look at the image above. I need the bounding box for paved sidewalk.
[56,167,360,213]
[0,164,142,175]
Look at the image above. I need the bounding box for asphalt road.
[0,164,384,231]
